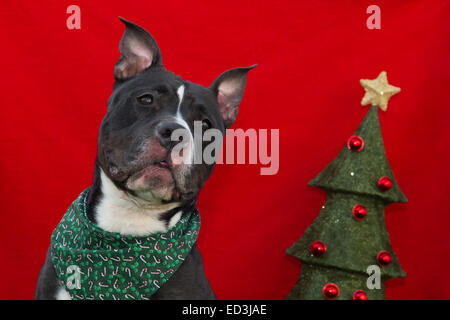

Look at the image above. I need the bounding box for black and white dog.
[34,17,255,300]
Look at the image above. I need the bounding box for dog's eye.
[201,119,211,131]
[137,94,153,105]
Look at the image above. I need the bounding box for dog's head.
[97,18,255,204]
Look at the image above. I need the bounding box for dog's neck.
[86,163,189,236]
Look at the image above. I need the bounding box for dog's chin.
[125,164,176,202]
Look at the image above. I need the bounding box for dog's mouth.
[106,148,195,202]
[154,159,170,169]
[125,157,197,202]
[126,158,173,182]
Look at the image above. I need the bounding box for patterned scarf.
[51,189,200,300]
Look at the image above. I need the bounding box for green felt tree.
[286,72,407,300]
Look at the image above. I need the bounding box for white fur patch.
[177,85,185,112]
[173,85,194,165]
[55,287,71,300]
[96,170,181,236]
[168,211,182,229]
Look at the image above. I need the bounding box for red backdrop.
[1,0,449,300]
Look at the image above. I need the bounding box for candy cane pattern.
[140,268,148,277]
[165,255,174,261]
[99,254,108,262]
[125,293,135,300]
[177,241,185,249]
[153,256,161,264]
[113,266,119,275]
[125,282,133,290]
[50,189,201,300]
[139,255,147,264]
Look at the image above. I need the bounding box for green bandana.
[51,189,200,300]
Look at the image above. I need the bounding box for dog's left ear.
[114,17,162,80]
[209,65,256,128]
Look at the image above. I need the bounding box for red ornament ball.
[377,250,392,267]
[310,241,327,257]
[353,290,368,300]
[323,283,339,300]
[378,176,393,192]
[347,136,364,152]
[352,204,367,221]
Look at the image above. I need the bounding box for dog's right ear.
[114,17,162,80]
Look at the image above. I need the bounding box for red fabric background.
[1,0,449,300]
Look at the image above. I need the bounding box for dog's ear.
[114,17,162,80]
[209,65,256,128]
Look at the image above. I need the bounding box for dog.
[34,17,255,300]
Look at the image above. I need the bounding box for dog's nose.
[155,121,185,150]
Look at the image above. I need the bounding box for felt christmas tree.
[286,71,407,300]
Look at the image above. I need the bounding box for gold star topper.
[360,71,401,111]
